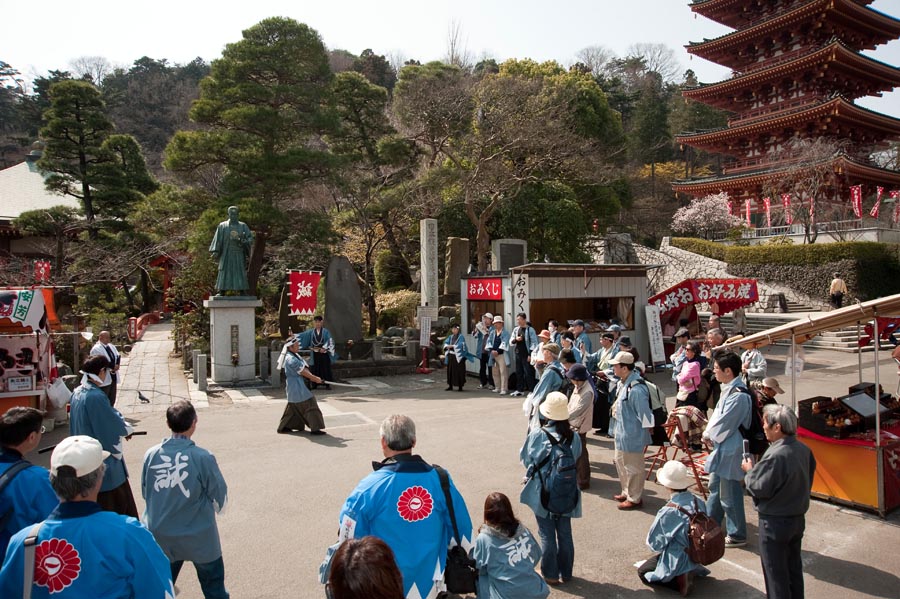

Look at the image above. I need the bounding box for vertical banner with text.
[645,304,667,367]
[288,271,321,316]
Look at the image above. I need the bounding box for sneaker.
[488,385,496,390]
[477,384,485,389]
[499,391,508,395]
[725,536,747,548]
[491,388,500,393]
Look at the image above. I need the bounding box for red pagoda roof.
[689,0,875,29]
[675,96,900,156]
[687,0,900,71]
[683,40,900,112]
[671,154,900,199]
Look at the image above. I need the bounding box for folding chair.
[645,414,711,498]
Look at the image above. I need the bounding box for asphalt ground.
[30,329,900,598]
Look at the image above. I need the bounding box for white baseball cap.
[51,435,110,477]
[608,351,635,365]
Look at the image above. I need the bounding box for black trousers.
[759,515,806,599]
[637,554,680,590]
[103,376,118,407]
[479,352,494,386]
[515,352,535,392]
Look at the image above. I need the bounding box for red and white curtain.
[744,199,751,226]
[762,197,771,228]
[891,190,900,225]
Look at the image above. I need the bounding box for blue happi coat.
[705,378,752,481]
[338,455,472,599]
[0,502,174,598]
[141,436,228,564]
[0,449,58,557]
[284,352,314,403]
[519,423,582,519]
[298,327,336,365]
[644,491,711,582]
[613,371,654,453]
[473,524,549,599]
[443,333,474,364]
[69,381,131,492]
[486,328,511,367]
[575,331,593,355]
[527,361,565,431]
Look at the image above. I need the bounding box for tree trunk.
[475,220,491,272]
[140,268,152,314]
[121,277,137,315]
[378,215,413,287]
[247,226,268,295]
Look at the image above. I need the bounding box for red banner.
[850,185,863,218]
[34,260,50,283]
[649,278,759,319]
[781,193,793,225]
[870,186,884,218]
[467,277,503,301]
[763,197,771,228]
[744,199,751,226]
[288,271,321,316]
[726,201,732,216]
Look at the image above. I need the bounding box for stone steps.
[713,313,884,353]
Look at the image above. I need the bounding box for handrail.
[127,312,161,342]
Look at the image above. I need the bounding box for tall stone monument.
[324,256,362,344]
[420,218,439,308]
[203,206,261,384]
[443,237,470,298]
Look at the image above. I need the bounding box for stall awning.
[0,288,51,334]
[720,293,900,351]
[649,278,759,319]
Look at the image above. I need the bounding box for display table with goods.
[798,384,900,516]
[0,288,59,412]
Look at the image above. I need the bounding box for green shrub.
[375,290,420,331]
[377,308,403,331]
[374,250,409,291]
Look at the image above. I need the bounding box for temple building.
[673,0,900,224]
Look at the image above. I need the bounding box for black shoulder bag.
[434,465,477,594]
[0,461,32,530]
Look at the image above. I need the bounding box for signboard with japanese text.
[416,306,438,346]
[645,305,666,366]
[466,278,503,301]
[512,273,529,317]
[288,271,321,316]
[648,278,758,319]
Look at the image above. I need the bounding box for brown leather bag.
[667,498,725,566]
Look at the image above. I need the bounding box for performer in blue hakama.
[298,315,336,390]
[443,323,473,392]
[276,336,326,435]
[69,355,138,518]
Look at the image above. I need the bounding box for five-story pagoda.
[673,0,900,223]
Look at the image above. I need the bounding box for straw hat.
[762,377,785,394]
[539,392,570,421]
[656,460,694,490]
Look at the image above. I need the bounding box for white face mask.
[549,325,557,332]
[81,370,111,387]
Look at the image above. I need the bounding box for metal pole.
[874,312,881,449]
[790,333,797,411]
[857,321,863,385]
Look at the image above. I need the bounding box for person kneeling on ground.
[638,461,711,596]
[327,536,404,599]
[473,492,549,599]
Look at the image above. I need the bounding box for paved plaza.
[33,324,900,598]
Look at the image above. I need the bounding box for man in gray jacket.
[742,404,816,599]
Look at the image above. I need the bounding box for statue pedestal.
[203,296,262,384]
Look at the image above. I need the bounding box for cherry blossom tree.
[671,192,743,239]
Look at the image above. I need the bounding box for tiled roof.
[0,160,81,221]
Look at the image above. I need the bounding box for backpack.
[536,428,579,516]
[696,376,711,405]
[740,393,769,456]
[0,460,32,531]
[668,497,725,566]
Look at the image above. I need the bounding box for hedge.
[669,238,900,301]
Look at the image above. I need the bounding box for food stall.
[720,293,900,517]
[0,287,58,412]
[648,278,759,355]
[461,264,653,373]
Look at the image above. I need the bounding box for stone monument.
[324,256,362,343]
[203,206,261,384]
[443,237,470,297]
[490,238,528,272]
[420,218,439,308]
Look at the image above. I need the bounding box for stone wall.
[634,238,827,313]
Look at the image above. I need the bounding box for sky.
[4,0,900,117]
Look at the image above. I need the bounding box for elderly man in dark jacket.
[742,404,816,599]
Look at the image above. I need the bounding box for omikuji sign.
[467,278,503,301]
[649,278,758,318]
